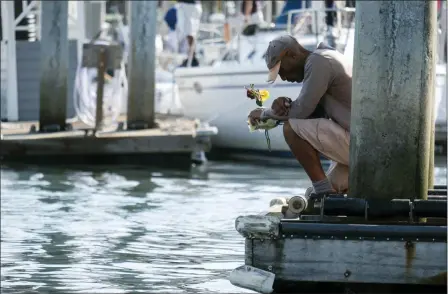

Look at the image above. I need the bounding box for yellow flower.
[258,90,270,102]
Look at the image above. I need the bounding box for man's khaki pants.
[288,118,350,193]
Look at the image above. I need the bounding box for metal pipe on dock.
[38,0,69,132]
[349,1,438,201]
[127,1,157,130]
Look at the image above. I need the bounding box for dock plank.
[252,238,447,285]
[0,114,206,160]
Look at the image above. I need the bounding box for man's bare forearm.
[261,108,289,121]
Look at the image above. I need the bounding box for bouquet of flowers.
[245,84,270,107]
[245,84,280,151]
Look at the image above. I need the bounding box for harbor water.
[1,158,447,294]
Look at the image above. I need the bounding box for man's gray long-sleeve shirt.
[265,43,353,131]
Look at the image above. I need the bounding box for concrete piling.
[39,0,69,132]
[349,1,437,200]
[127,1,157,130]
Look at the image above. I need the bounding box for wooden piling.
[127,1,157,130]
[81,43,123,131]
[39,1,69,132]
[349,1,437,201]
[95,48,106,131]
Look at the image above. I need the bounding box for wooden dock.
[230,187,448,294]
[0,114,217,167]
[0,1,221,168]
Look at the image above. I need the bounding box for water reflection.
[1,159,446,293]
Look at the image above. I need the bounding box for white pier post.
[75,1,86,63]
[84,1,105,40]
[1,0,19,121]
[127,1,157,129]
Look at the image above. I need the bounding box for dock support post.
[84,1,105,40]
[76,1,86,63]
[349,1,437,200]
[1,0,19,121]
[428,90,435,189]
[95,48,106,131]
[39,0,68,132]
[127,1,157,130]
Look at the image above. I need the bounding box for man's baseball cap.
[264,35,298,83]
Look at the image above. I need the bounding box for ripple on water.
[1,161,446,293]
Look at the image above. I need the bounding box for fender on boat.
[229,265,275,294]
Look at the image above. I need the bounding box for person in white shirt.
[176,0,202,65]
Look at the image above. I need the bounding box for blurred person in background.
[324,0,337,47]
[163,4,181,53]
[241,0,264,26]
[176,0,202,67]
[238,0,265,37]
[324,0,336,29]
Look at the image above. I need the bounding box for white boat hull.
[174,7,446,154]
[176,63,446,153]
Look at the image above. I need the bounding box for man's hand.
[248,108,263,126]
[246,89,256,100]
[271,97,292,116]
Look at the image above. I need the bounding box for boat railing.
[203,7,356,66]
[197,23,225,40]
[174,7,360,68]
[158,22,229,71]
[286,7,356,34]
[286,7,356,50]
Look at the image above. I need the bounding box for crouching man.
[249,35,352,195]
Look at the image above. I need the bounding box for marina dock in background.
[0,114,217,167]
[0,1,446,294]
[0,1,217,167]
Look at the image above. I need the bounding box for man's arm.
[288,54,333,119]
[261,107,289,121]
